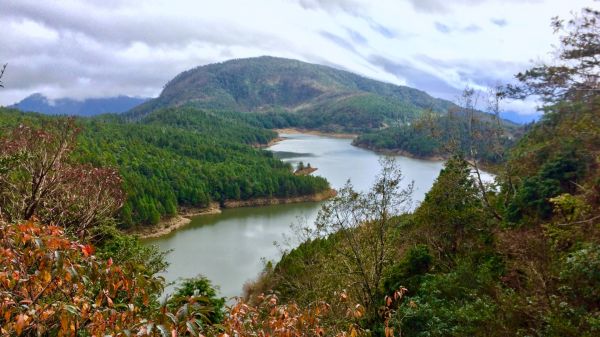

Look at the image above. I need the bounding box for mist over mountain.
[500,110,540,124]
[11,93,150,116]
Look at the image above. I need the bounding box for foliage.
[0,220,391,336]
[353,102,520,164]
[261,158,414,333]
[0,220,168,336]
[85,107,330,226]
[268,235,340,305]
[248,9,600,336]
[261,156,498,335]
[383,244,432,294]
[505,147,590,223]
[94,225,169,277]
[414,156,489,267]
[559,243,600,308]
[0,119,125,237]
[312,158,413,319]
[509,8,600,104]
[387,8,600,336]
[3,5,600,336]
[136,105,277,145]
[391,261,504,337]
[380,158,503,336]
[353,121,442,157]
[167,276,226,324]
[225,294,346,337]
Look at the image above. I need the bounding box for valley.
[2,4,598,333]
[145,132,461,297]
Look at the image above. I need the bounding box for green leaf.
[186,320,199,337]
[156,324,169,337]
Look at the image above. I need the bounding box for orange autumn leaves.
[1,221,406,336]
[0,220,218,336]
[0,221,157,336]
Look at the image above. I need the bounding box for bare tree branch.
[0,63,6,88]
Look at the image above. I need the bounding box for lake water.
[145,133,451,298]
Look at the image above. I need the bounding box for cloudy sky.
[0,0,595,115]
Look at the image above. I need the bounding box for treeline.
[130,105,277,145]
[207,93,423,133]
[353,112,521,164]
[0,107,330,227]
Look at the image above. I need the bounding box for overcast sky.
[1,0,595,115]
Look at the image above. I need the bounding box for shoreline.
[223,188,336,208]
[353,142,500,174]
[294,167,318,176]
[274,128,358,139]
[135,130,489,240]
[254,136,286,148]
[134,189,336,239]
[131,202,221,239]
[352,142,446,161]
[273,128,447,162]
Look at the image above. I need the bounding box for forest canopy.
[0,107,330,227]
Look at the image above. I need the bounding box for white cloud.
[0,0,595,117]
[405,0,543,13]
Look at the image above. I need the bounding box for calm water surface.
[145,133,449,297]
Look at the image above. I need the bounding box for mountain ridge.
[11,93,150,116]
[129,56,457,131]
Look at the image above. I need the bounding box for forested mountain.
[500,110,540,124]
[11,93,150,116]
[128,56,520,161]
[0,107,330,227]
[354,111,523,164]
[130,56,456,131]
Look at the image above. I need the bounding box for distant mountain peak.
[24,93,50,103]
[11,94,151,116]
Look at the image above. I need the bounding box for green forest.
[128,56,520,158]
[353,110,523,164]
[0,106,330,227]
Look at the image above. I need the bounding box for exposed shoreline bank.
[223,188,336,208]
[294,167,318,176]
[274,128,358,139]
[352,142,500,174]
[134,189,336,239]
[254,137,286,148]
[130,202,221,239]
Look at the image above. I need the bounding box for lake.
[145,133,453,298]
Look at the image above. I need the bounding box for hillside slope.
[0,107,330,227]
[130,56,455,131]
